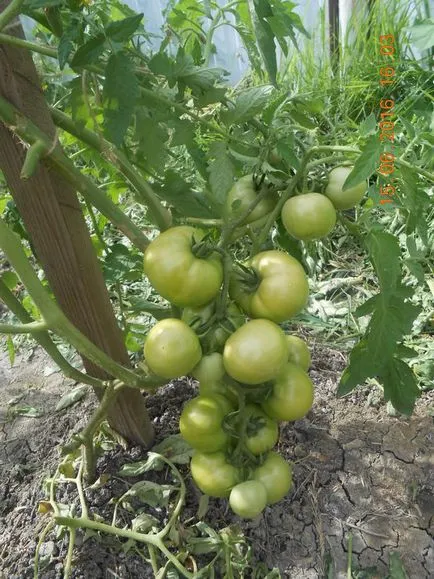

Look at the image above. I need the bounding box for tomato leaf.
[359,113,377,137]
[222,85,275,124]
[55,386,88,412]
[207,141,235,207]
[338,230,421,413]
[152,434,194,464]
[342,135,381,190]
[380,359,420,415]
[70,34,106,67]
[154,171,217,218]
[105,14,144,42]
[103,52,139,146]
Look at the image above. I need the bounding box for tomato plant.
[244,404,279,456]
[192,352,225,383]
[225,175,278,225]
[325,166,367,210]
[190,451,240,498]
[179,395,232,452]
[262,363,314,422]
[230,250,309,323]
[143,226,223,308]
[286,335,311,371]
[281,193,336,240]
[252,452,293,505]
[229,480,268,519]
[144,319,202,379]
[223,319,288,385]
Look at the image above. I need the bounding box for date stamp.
[378,34,397,205]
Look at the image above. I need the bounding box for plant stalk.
[0,95,150,251]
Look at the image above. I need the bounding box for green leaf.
[342,135,381,190]
[125,481,173,508]
[105,13,144,42]
[1,271,19,290]
[55,386,88,411]
[359,113,377,137]
[406,19,434,51]
[70,34,106,67]
[127,297,170,320]
[152,434,194,464]
[118,454,164,476]
[135,110,169,172]
[24,0,63,7]
[11,405,44,418]
[380,359,420,415]
[275,218,304,264]
[6,335,15,366]
[58,20,81,70]
[154,171,216,218]
[251,0,278,85]
[131,513,159,533]
[102,243,143,284]
[103,52,139,146]
[366,231,401,294]
[207,141,234,207]
[222,85,275,124]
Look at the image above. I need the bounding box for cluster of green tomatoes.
[141,166,366,519]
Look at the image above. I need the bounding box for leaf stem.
[50,107,172,231]
[0,96,150,251]
[0,279,105,389]
[0,0,25,32]
[0,320,47,334]
[0,218,142,386]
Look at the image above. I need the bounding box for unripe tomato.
[229,480,268,518]
[225,175,278,225]
[180,395,232,452]
[252,452,293,504]
[245,404,279,455]
[261,362,314,421]
[281,193,336,240]
[143,226,223,307]
[223,319,287,385]
[286,335,311,371]
[190,451,240,497]
[192,352,225,383]
[325,166,367,210]
[199,380,239,408]
[230,250,309,323]
[182,301,245,352]
[144,319,201,379]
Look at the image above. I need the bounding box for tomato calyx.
[232,263,261,293]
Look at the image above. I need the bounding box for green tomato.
[230,250,309,323]
[180,395,231,452]
[286,335,311,371]
[223,319,288,385]
[244,404,279,455]
[252,452,293,504]
[261,362,314,422]
[144,319,201,379]
[192,352,225,383]
[225,175,278,225]
[229,480,268,519]
[199,380,239,408]
[281,193,336,241]
[143,226,223,307]
[182,301,245,352]
[325,166,367,210]
[190,451,240,497]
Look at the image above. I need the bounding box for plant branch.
[50,107,172,231]
[0,32,57,57]
[0,320,47,333]
[0,218,143,386]
[0,95,150,251]
[0,0,25,32]
[0,279,105,389]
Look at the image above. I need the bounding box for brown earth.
[0,343,433,578]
